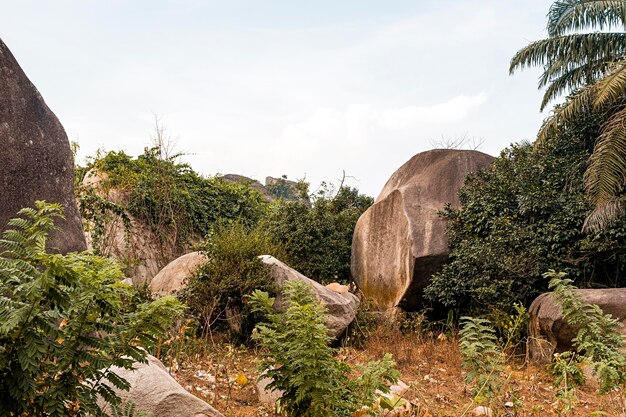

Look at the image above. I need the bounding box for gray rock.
[259,255,358,338]
[255,369,284,404]
[351,149,494,311]
[100,354,224,417]
[528,288,626,362]
[0,38,86,253]
[150,252,207,297]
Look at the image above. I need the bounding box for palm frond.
[548,0,626,36]
[537,85,596,144]
[540,59,611,109]
[583,105,626,230]
[593,61,626,105]
[510,32,626,75]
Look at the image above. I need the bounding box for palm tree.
[510,0,626,231]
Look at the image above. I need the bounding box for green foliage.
[426,104,626,314]
[486,303,528,352]
[180,221,286,341]
[78,189,131,255]
[0,202,185,416]
[263,184,373,283]
[458,317,504,399]
[79,148,268,249]
[249,280,399,417]
[546,270,626,393]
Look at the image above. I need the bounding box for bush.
[263,184,373,283]
[0,202,185,416]
[249,280,399,417]
[180,221,286,342]
[426,103,626,315]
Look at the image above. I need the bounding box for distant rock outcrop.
[351,149,494,311]
[528,288,626,362]
[0,38,86,253]
[221,174,310,205]
[150,251,207,297]
[259,255,358,337]
[221,174,273,201]
[100,354,224,417]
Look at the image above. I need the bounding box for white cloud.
[278,92,487,148]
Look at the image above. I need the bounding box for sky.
[1,1,551,197]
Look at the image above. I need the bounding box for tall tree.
[510,0,626,231]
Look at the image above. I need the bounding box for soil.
[163,328,626,417]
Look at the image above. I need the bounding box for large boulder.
[528,289,626,363]
[100,354,224,417]
[0,38,86,253]
[80,169,183,284]
[259,255,358,337]
[150,251,207,297]
[351,149,494,311]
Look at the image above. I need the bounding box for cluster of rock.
[10,28,626,414]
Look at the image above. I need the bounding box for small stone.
[473,406,493,417]
[505,401,514,408]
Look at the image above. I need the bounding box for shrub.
[263,184,373,284]
[249,280,399,417]
[180,221,286,342]
[0,202,185,416]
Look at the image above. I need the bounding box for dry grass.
[161,324,626,417]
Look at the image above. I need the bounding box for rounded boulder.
[351,149,494,311]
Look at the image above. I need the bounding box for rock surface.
[528,288,626,362]
[255,369,284,404]
[0,38,86,253]
[150,251,207,297]
[259,255,358,337]
[351,149,494,311]
[100,354,224,417]
[80,169,183,284]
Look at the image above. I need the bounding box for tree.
[510,0,626,231]
[425,104,626,314]
[262,185,373,284]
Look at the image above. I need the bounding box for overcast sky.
[2,1,551,197]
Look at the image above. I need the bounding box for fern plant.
[546,270,626,393]
[249,280,399,417]
[459,316,504,399]
[0,201,185,416]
